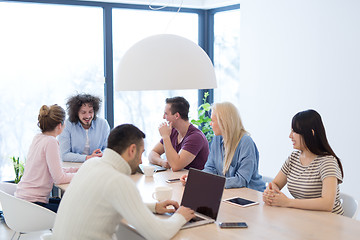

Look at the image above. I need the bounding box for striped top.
[281,151,343,215]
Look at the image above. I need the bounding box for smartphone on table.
[219,222,248,228]
[166,178,180,183]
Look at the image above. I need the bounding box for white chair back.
[0,181,17,214]
[0,190,56,233]
[340,192,358,219]
[40,233,53,240]
[0,182,17,195]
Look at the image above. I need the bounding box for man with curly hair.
[58,93,110,162]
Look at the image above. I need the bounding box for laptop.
[137,163,167,174]
[180,168,226,229]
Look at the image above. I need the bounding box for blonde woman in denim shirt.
[181,102,265,191]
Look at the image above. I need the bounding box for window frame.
[4,0,240,128]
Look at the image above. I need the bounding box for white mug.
[143,165,156,177]
[152,186,173,201]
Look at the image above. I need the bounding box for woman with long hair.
[263,109,344,214]
[181,102,265,191]
[15,104,78,212]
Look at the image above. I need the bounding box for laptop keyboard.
[189,215,205,223]
[163,212,205,223]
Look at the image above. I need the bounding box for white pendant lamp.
[115,34,217,91]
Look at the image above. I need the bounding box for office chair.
[0,188,56,240]
[0,181,17,219]
[40,233,53,240]
[340,192,358,219]
[0,182,17,195]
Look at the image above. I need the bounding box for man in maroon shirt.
[149,97,209,171]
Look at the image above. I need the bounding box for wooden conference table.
[57,165,360,240]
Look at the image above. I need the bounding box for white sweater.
[52,148,186,240]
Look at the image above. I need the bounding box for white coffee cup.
[143,165,156,177]
[152,186,173,201]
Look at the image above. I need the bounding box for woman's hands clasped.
[262,182,290,207]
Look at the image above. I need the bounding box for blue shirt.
[203,135,265,191]
[58,118,110,162]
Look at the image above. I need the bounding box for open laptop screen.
[181,168,226,220]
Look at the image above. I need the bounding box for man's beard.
[81,118,92,127]
[130,152,141,174]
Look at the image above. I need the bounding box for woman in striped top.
[262,110,344,214]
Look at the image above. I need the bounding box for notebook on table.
[180,168,226,229]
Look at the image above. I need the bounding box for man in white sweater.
[52,124,195,240]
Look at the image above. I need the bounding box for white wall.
[238,0,360,217]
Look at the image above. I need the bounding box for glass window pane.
[112,9,199,158]
[0,2,104,180]
[213,9,240,103]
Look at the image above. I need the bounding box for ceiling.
[80,0,240,9]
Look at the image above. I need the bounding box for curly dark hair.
[66,94,101,123]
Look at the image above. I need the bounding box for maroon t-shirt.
[160,124,209,170]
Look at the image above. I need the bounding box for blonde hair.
[38,104,65,133]
[212,102,248,175]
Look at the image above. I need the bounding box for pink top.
[15,133,78,203]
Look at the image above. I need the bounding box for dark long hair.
[292,109,343,178]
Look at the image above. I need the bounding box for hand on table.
[155,200,195,222]
[263,182,289,207]
[180,174,188,186]
[267,189,289,207]
[155,200,179,214]
[161,160,171,169]
[176,206,195,222]
[263,182,276,205]
[86,149,103,160]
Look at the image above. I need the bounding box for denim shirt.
[203,135,265,191]
[58,118,110,162]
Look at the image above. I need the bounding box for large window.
[112,9,199,158]
[0,2,104,180]
[0,1,239,179]
[213,9,240,103]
